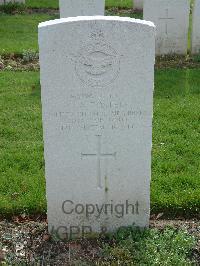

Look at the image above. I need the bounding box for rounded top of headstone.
[38,16,155,29]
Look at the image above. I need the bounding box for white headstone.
[0,0,25,3]
[144,0,190,55]
[192,0,200,54]
[134,0,143,10]
[39,16,155,239]
[59,0,105,18]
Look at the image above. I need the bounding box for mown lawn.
[0,71,45,215]
[0,14,57,54]
[153,69,200,216]
[26,0,58,9]
[0,69,199,217]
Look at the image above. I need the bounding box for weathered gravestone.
[0,0,25,4]
[144,0,190,55]
[59,0,105,18]
[134,0,143,10]
[192,0,200,54]
[39,16,155,239]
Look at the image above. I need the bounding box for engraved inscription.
[59,109,143,132]
[45,92,150,132]
[73,29,121,87]
[81,135,116,189]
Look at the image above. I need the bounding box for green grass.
[106,0,133,8]
[0,11,142,55]
[152,69,200,216]
[0,69,200,217]
[26,0,58,9]
[25,0,133,9]
[0,14,57,54]
[101,226,196,265]
[0,71,45,216]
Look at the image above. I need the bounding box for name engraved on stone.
[55,108,145,132]
[46,92,148,132]
[81,135,116,189]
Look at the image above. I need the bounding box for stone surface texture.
[39,16,155,238]
[59,0,105,18]
[192,0,200,54]
[144,0,190,55]
[134,0,143,10]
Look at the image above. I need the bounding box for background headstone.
[59,0,105,18]
[144,0,190,55]
[192,0,200,54]
[134,0,143,10]
[39,16,155,238]
[0,0,25,4]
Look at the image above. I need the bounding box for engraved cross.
[159,9,174,35]
[81,135,116,189]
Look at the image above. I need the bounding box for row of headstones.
[37,0,198,238]
[59,0,200,55]
[2,0,200,54]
